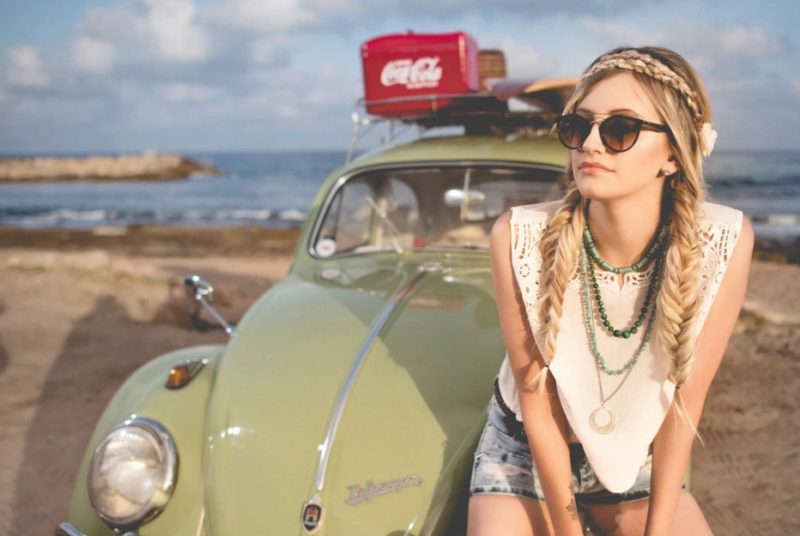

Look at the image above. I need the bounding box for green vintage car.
[56,71,687,534]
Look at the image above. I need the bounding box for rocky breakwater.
[0,152,223,182]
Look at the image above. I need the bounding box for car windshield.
[311,164,563,257]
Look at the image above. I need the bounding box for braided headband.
[581,50,717,157]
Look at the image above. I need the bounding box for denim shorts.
[469,392,661,505]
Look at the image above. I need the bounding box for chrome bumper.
[54,523,87,536]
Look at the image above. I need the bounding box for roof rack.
[346,78,578,164]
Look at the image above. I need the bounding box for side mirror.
[184,274,235,336]
[185,274,214,301]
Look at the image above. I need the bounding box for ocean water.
[0,149,798,242]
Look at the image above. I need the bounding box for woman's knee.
[467,493,554,536]
[584,490,712,536]
[583,495,649,535]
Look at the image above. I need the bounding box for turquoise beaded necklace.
[584,221,668,274]
[579,243,664,376]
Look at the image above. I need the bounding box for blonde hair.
[522,46,713,442]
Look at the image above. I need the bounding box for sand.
[0,227,797,535]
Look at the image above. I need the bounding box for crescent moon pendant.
[589,406,617,434]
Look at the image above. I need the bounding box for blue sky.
[0,0,798,153]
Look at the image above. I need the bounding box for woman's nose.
[580,122,604,153]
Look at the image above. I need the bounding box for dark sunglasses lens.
[601,116,641,152]
[557,115,590,149]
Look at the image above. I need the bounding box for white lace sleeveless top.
[496,200,743,493]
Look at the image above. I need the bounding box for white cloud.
[209,0,319,32]
[320,61,338,79]
[480,36,558,78]
[577,18,784,62]
[718,25,783,58]
[250,36,291,64]
[144,0,211,62]
[306,88,335,105]
[71,37,115,75]
[791,79,800,100]
[5,47,49,88]
[161,82,220,102]
[705,79,757,94]
[580,16,663,46]
[276,103,300,118]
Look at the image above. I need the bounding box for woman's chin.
[576,180,616,201]
[577,181,662,204]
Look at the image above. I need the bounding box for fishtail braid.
[522,186,584,394]
[656,180,705,443]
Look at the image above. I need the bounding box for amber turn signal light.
[165,358,206,389]
[166,365,191,389]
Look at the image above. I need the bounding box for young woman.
[467,46,754,535]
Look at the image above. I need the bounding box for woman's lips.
[578,162,613,174]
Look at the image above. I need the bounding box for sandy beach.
[0,227,797,535]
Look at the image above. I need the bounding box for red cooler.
[360,32,480,117]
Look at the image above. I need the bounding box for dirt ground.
[0,227,797,535]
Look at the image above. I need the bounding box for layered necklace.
[579,221,668,434]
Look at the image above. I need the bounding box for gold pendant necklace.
[589,406,617,434]
[580,243,652,435]
[589,363,633,434]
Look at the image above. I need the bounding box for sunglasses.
[555,113,671,153]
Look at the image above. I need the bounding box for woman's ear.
[660,154,680,177]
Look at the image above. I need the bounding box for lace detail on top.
[565,254,659,291]
[510,205,551,333]
[588,262,656,290]
[694,205,743,336]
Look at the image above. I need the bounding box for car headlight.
[88,417,178,530]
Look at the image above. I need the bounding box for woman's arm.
[645,216,754,536]
[489,211,584,536]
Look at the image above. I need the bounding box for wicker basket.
[478,50,506,91]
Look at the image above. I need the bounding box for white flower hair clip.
[700,122,717,157]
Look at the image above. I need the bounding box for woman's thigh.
[467,493,554,536]
[583,490,713,536]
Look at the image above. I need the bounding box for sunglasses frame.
[555,113,671,153]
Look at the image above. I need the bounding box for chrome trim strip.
[313,262,444,492]
[195,506,205,536]
[54,523,88,536]
[306,160,564,260]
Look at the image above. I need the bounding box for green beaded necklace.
[587,251,659,339]
[584,222,668,274]
[579,242,665,376]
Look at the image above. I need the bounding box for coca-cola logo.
[380,57,443,90]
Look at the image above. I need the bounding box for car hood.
[202,257,504,535]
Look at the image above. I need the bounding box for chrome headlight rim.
[87,416,179,531]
